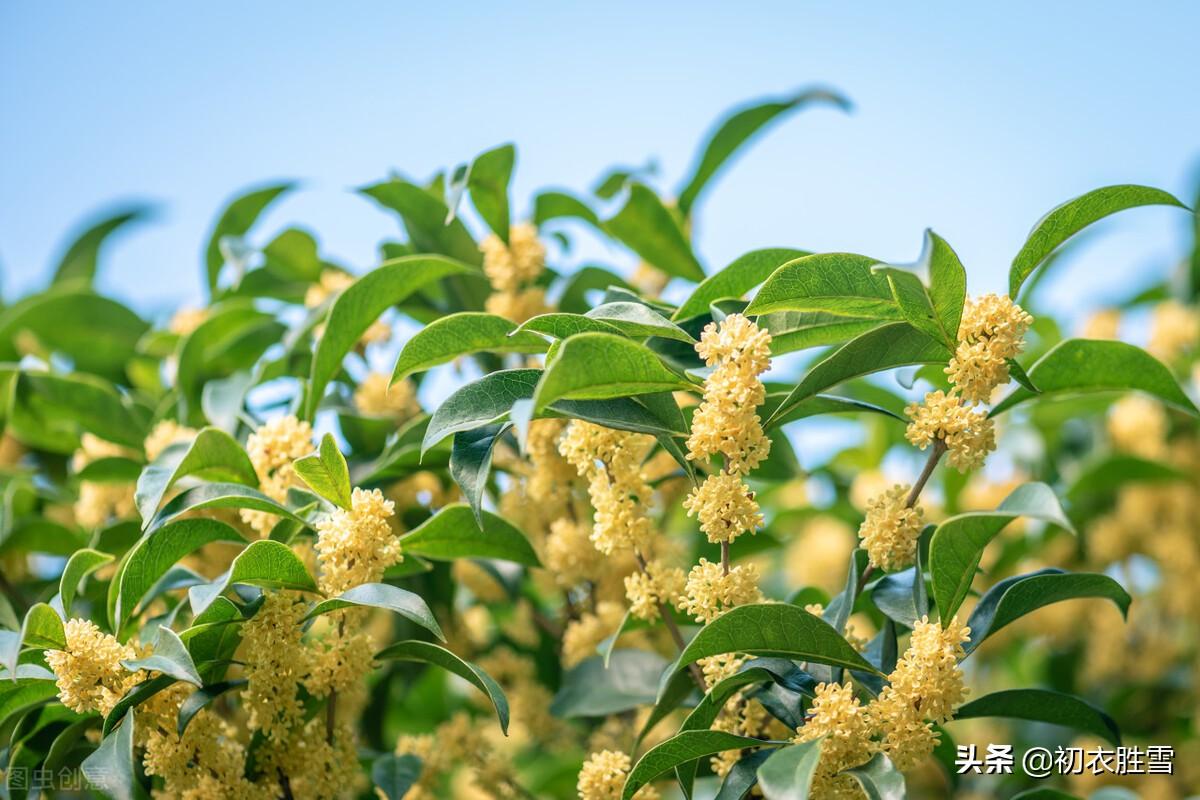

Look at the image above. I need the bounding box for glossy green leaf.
[399,504,539,566]
[585,301,696,342]
[964,569,1130,654]
[604,183,705,281]
[53,205,154,285]
[135,427,257,525]
[764,323,951,428]
[148,482,305,533]
[746,253,902,319]
[467,143,514,240]
[756,739,822,800]
[550,650,669,718]
[9,370,145,452]
[205,182,295,292]
[761,311,881,355]
[513,313,626,340]
[115,519,245,628]
[674,604,877,677]
[359,179,482,265]
[532,189,601,228]
[955,689,1120,745]
[82,708,139,800]
[450,423,507,528]
[121,627,202,687]
[375,640,509,733]
[391,312,546,381]
[929,482,1074,624]
[844,753,906,800]
[1009,185,1188,297]
[4,604,65,678]
[293,432,352,510]
[624,730,765,800]
[59,548,115,618]
[261,227,323,281]
[872,230,966,348]
[189,540,319,615]
[673,248,808,321]
[423,369,541,452]
[177,680,246,735]
[305,582,444,641]
[305,255,477,418]
[532,333,693,412]
[677,87,851,216]
[991,339,1198,416]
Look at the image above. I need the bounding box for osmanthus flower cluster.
[482,221,551,323]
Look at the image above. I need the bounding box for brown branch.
[907,440,946,508]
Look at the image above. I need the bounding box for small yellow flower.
[45,619,141,716]
[240,415,314,535]
[144,419,197,462]
[795,681,875,796]
[905,390,995,472]
[354,372,420,421]
[315,487,400,594]
[304,268,355,308]
[559,421,655,555]
[1107,394,1167,460]
[1148,299,1198,362]
[168,306,208,336]
[239,592,309,740]
[624,560,686,621]
[858,484,925,572]
[945,294,1033,404]
[577,749,659,800]
[562,602,626,667]
[481,223,547,293]
[683,471,762,543]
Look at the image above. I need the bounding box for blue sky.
[2,2,1198,324]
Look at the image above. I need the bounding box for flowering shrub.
[0,88,1196,800]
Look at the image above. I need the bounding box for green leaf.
[756,739,823,800]
[991,339,1198,416]
[147,483,305,533]
[4,604,65,677]
[391,312,546,381]
[532,332,693,412]
[1009,185,1189,298]
[624,731,765,800]
[399,504,539,566]
[375,640,509,733]
[764,323,952,428]
[717,751,773,800]
[59,548,114,618]
[532,189,601,228]
[189,540,319,615]
[1066,454,1189,502]
[674,248,809,321]
[177,680,246,736]
[305,255,477,418]
[681,660,816,735]
[871,231,967,349]
[205,182,295,293]
[674,604,877,677]
[82,709,140,800]
[135,427,258,525]
[585,302,696,342]
[120,627,202,687]
[175,303,279,424]
[423,369,541,451]
[556,265,635,313]
[305,582,444,641]
[513,313,627,340]
[954,689,1120,746]
[467,143,515,240]
[0,290,148,381]
[115,519,246,628]
[9,370,145,452]
[745,253,902,319]
[964,569,1130,654]
[359,179,483,265]
[550,650,669,718]
[929,482,1074,624]
[373,754,424,800]
[53,205,154,285]
[767,394,905,428]
[844,752,906,800]
[261,227,323,282]
[604,183,705,281]
[761,311,881,355]
[677,87,851,217]
[293,432,352,510]
[450,423,507,528]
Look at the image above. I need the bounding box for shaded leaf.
[550,650,669,718]
[844,752,906,800]
[467,144,515,240]
[305,583,444,641]
[59,548,115,618]
[391,312,546,381]
[399,504,539,567]
[135,427,257,524]
[450,423,507,528]
[604,183,705,281]
[373,753,424,800]
[624,730,765,800]
[954,689,1120,746]
[205,182,295,293]
[532,333,692,412]
[375,640,509,733]
[82,709,140,800]
[757,739,823,800]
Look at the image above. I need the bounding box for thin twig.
[906,440,946,508]
[720,541,731,576]
[278,769,295,800]
[635,551,706,692]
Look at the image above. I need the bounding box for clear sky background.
[2,2,1198,326]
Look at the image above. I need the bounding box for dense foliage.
[0,88,1197,800]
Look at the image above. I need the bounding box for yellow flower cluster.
[142,704,267,800]
[168,306,208,336]
[1107,394,1167,460]
[482,223,550,323]
[559,421,655,554]
[239,591,309,740]
[684,471,763,543]
[562,601,626,667]
[685,314,772,473]
[624,559,685,621]
[679,559,763,624]
[577,749,660,800]
[305,624,376,701]
[45,618,141,716]
[315,486,400,594]
[945,294,1033,404]
[241,414,314,535]
[1148,299,1198,362]
[857,484,925,572]
[526,419,578,521]
[905,390,995,472]
[144,419,197,462]
[306,268,391,344]
[259,718,359,800]
[870,616,970,770]
[795,682,875,799]
[354,372,421,422]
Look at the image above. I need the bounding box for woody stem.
[907,440,946,508]
[636,551,706,692]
